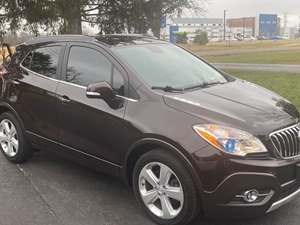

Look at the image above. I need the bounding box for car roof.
[23,34,165,47]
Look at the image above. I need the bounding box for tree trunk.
[63,15,82,34]
[151,14,161,38]
[60,0,82,34]
[149,0,162,38]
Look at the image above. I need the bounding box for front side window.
[66,46,112,87]
[30,46,61,78]
[112,44,228,90]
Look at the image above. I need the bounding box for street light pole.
[224,10,227,41]
[298,16,300,38]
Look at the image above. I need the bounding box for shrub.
[194,31,208,45]
[175,32,188,44]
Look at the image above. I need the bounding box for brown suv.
[0,35,300,225]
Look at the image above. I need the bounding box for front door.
[56,43,128,165]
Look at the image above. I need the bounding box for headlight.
[193,124,267,156]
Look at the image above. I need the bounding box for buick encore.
[0,35,299,225]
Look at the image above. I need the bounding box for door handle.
[59,95,71,103]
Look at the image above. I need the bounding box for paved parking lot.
[1,150,300,225]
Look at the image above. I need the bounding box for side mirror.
[86,82,116,102]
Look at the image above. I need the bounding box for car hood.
[163,80,299,135]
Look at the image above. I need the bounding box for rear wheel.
[0,112,33,163]
[133,149,199,225]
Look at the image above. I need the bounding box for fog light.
[243,190,259,203]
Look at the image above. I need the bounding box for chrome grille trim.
[269,124,300,159]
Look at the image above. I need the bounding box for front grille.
[270,124,300,159]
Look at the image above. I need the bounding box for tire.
[133,149,199,225]
[0,112,33,163]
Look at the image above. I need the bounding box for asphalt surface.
[1,150,300,225]
[213,63,300,73]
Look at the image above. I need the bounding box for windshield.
[112,44,228,90]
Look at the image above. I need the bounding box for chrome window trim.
[20,64,60,83]
[116,95,139,103]
[20,65,139,103]
[58,79,87,89]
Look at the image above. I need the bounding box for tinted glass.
[31,46,61,78]
[66,47,112,86]
[112,44,228,89]
[112,67,125,96]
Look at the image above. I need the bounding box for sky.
[204,0,300,26]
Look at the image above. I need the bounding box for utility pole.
[243,17,246,40]
[284,13,288,37]
[298,16,300,38]
[223,10,227,41]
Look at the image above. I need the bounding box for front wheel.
[133,149,199,225]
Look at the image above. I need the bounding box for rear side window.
[66,46,112,86]
[30,46,61,78]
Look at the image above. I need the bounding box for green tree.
[0,0,206,36]
[95,0,150,34]
[0,0,104,35]
[175,31,188,43]
[194,30,208,45]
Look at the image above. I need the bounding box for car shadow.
[19,150,300,225]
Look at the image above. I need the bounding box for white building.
[162,18,224,43]
[278,14,300,38]
[227,17,256,40]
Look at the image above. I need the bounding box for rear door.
[55,42,128,165]
[14,43,65,145]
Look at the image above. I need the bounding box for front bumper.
[267,187,300,213]
[193,146,300,218]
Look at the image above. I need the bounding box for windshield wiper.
[152,81,226,92]
[151,86,184,93]
[183,81,226,91]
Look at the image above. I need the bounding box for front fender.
[123,137,204,194]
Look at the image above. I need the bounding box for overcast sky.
[205,0,300,17]
[204,0,300,26]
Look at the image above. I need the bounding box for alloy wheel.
[0,119,19,157]
[138,162,184,220]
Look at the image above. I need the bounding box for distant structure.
[163,18,224,43]
[256,14,279,38]
[284,13,288,33]
[227,17,256,39]
[278,14,300,38]
[162,13,300,43]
